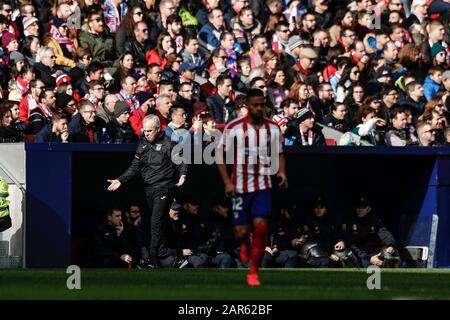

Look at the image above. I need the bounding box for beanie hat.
[114,101,131,118]
[23,16,39,30]
[431,42,445,59]
[53,17,66,28]
[295,108,314,123]
[1,32,16,50]
[56,74,72,87]
[137,91,152,106]
[272,114,287,127]
[288,35,302,52]
[10,51,24,64]
[56,93,73,109]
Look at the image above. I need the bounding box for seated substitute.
[261,201,300,268]
[345,197,400,268]
[299,197,347,268]
[91,208,133,268]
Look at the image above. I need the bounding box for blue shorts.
[231,189,272,225]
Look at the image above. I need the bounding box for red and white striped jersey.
[219,116,283,194]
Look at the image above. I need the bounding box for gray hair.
[36,47,54,63]
[78,101,94,113]
[156,93,171,108]
[143,115,161,129]
[104,94,119,104]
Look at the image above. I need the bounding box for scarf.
[49,25,75,55]
[223,48,238,78]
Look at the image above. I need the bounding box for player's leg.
[248,189,272,286]
[231,193,252,265]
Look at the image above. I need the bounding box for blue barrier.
[25,143,450,267]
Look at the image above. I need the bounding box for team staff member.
[217,89,287,286]
[346,196,398,268]
[107,114,187,268]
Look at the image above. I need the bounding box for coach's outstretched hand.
[176,175,186,187]
[107,179,122,191]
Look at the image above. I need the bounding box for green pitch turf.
[1,269,450,299]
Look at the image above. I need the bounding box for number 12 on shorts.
[232,197,243,210]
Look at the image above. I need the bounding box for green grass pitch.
[1,269,450,299]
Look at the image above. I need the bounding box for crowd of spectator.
[0,0,448,147]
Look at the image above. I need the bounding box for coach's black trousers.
[145,187,173,259]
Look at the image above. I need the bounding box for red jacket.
[129,106,147,136]
[19,94,38,125]
[146,50,168,68]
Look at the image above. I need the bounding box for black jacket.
[200,212,237,256]
[0,126,22,143]
[106,118,139,144]
[118,132,187,190]
[27,107,52,135]
[346,212,397,260]
[172,209,208,252]
[302,214,344,255]
[206,93,235,124]
[92,222,131,261]
[323,114,351,133]
[123,38,153,69]
[68,113,106,143]
[33,63,58,88]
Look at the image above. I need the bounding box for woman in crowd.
[146,32,174,68]
[267,68,289,112]
[0,105,22,143]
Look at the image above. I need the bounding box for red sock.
[240,238,251,265]
[249,222,268,275]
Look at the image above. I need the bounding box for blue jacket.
[198,23,222,52]
[35,123,67,142]
[423,76,441,101]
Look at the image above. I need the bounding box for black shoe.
[175,257,189,269]
[138,258,158,269]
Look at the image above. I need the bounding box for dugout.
[25,143,450,268]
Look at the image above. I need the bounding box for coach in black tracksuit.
[107,115,187,267]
